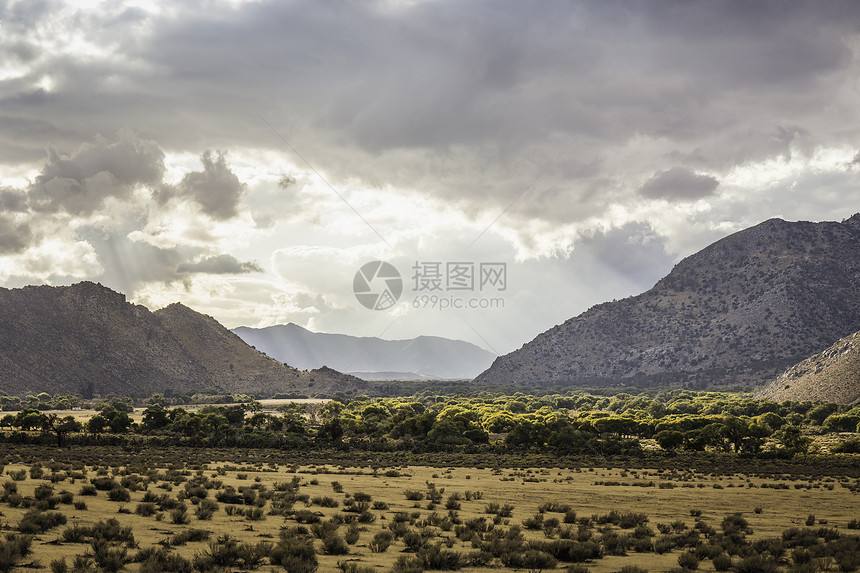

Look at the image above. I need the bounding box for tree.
[774,425,810,455]
[655,430,684,452]
[14,409,46,431]
[87,414,108,434]
[141,406,170,432]
[43,414,82,448]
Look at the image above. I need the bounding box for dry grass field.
[0,456,858,572]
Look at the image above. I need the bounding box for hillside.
[0,282,365,397]
[475,214,860,389]
[233,323,495,380]
[757,330,860,403]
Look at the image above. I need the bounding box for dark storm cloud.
[1,0,859,224]
[177,254,262,274]
[576,222,674,287]
[639,167,720,200]
[27,133,165,215]
[0,215,32,255]
[0,189,28,212]
[158,151,245,220]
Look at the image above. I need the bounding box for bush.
[416,543,462,570]
[678,550,700,570]
[313,496,339,508]
[108,487,131,502]
[345,523,360,545]
[195,499,219,520]
[91,539,128,573]
[269,536,318,573]
[0,534,33,573]
[735,555,780,573]
[713,552,732,571]
[519,549,558,571]
[324,535,349,555]
[170,528,211,546]
[18,510,67,534]
[136,502,157,517]
[170,507,190,525]
[369,531,393,553]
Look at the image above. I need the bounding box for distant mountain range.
[476,214,860,389]
[0,282,365,397]
[232,323,496,380]
[758,329,860,404]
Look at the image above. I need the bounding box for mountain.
[232,323,496,380]
[757,330,860,403]
[0,282,365,397]
[476,214,860,389]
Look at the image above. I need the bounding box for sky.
[1,0,860,356]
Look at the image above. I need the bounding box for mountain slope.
[0,282,365,397]
[757,330,860,403]
[476,214,860,389]
[232,323,496,380]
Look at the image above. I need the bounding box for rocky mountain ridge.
[475,214,860,389]
[757,330,860,403]
[0,282,365,397]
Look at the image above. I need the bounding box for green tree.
[87,414,108,434]
[43,414,82,447]
[655,429,684,452]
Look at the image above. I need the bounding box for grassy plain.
[0,449,858,572]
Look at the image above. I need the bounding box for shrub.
[108,487,131,502]
[269,536,318,573]
[92,518,135,545]
[61,524,90,543]
[369,531,394,553]
[324,535,349,555]
[79,484,97,496]
[713,552,732,571]
[294,509,321,524]
[91,477,120,491]
[170,528,211,546]
[91,539,128,573]
[195,499,219,520]
[18,510,67,534]
[170,507,190,525]
[735,555,780,573]
[345,523,360,545]
[313,496,339,508]
[0,534,33,573]
[519,549,558,571]
[416,543,462,570]
[678,550,701,570]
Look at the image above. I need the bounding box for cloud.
[639,167,720,200]
[1,0,857,229]
[158,151,246,220]
[28,132,165,215]
[0,215,32,255]
[177,254,262,274]
[0,189,28,212]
